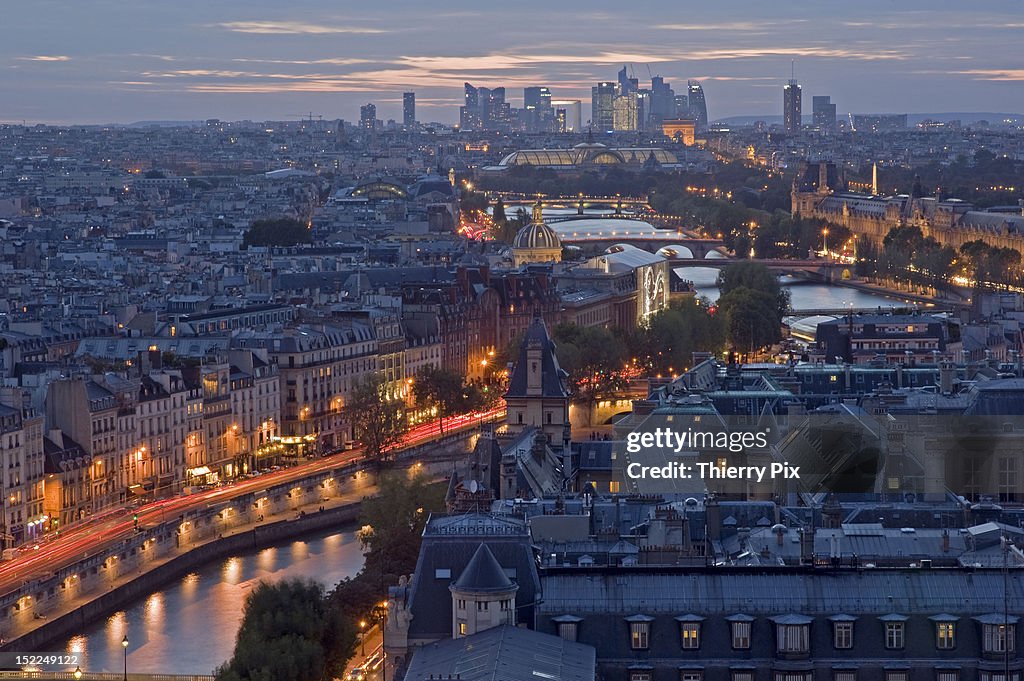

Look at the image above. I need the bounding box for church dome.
[512,201,561,250]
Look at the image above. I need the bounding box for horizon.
[4,0,1024,125]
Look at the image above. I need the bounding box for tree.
[216,579,355,681]
[637,297,725,374]
[413,366,468,434]
[717,262,790,318]
[348,374,407,464]
[551,323,630,401]
[717,287,784,353]
[242,217,312,249]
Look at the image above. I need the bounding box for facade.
[359,103,376,131]
[536,567,1024,681]
[592,82,616,132]
[784,79,802,133]
[792,160,1024,254]
[614,92,640,132]
[816,313,961,364]
[486,143,680,174]
[402,92,416,129]
[0,388,45,546]
[853,114,908,132]
[812,95,837,132]
[686,81,708,130]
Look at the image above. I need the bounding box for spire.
[451,544,514,593]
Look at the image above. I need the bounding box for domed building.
[512,201,562,267]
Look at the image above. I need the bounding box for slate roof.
[504,315,569,399]
[403,624,596,681]
[452,544,516,593]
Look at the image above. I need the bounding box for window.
[629,674,651,681]
[885,622,905,650]
[979,673,1021,681]
[609,480,620,494]
[774,674,812,681]
[833,621,853,649]
[777,624,810,653]
[731,621,751,649]
[435,568,451,579]
[557,622,577,642]
[680,622,700,649]
[457,621,467,636]
[936,622,955,649]
[732,674,754,681]
[680,673,702,681]
[834,673,856,681]
[885,673,907,681]
[630,622,650,650]
[936,672,959,681]
[983,623,1016,653]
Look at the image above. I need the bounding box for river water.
[56,221,908,674]
[62,527,364,675]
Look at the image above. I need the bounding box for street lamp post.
[121,635,128,681]
[359,619,367,656]
[822,228,829,260]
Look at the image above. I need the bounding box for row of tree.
[346,367,497,464]
[855,225,1022,291]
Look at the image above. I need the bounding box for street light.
[822,228,829,259]
[74,667,83,680]
[121,635,129,681]
[359,619,367,655]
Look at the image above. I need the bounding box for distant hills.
[714,112,1024,126]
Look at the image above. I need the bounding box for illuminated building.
[686,80,708,130]
[359,103,376,131]
[812,95,837,132]
[403,92,416,129]
[512,202,562,267]
[591,82,616,132]
[662,119,697,146]
[784,78,802,133]
[612,92,639,132]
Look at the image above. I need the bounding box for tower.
[686,81,708,131]
[449,544,518,637]
[783,66,801,134]
[503,314,571,455]
[591,82,616,132]
[402,92,416,129]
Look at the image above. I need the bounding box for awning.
[188,466,212,477]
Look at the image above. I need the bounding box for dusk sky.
[4,0,1024,125]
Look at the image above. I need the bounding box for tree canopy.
[348,373,408,463]
[215,579,355,681]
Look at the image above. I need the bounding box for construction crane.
[286,113,323,130]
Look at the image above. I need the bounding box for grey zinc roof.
[452,544,516,593]
[403,624,596,681]
[538,569,1024,616]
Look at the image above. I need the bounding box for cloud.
[18,55,71,62]
[213,21,386,35]
[955,69,1024,81]
[656,21,803,31]
[231,57,373,66]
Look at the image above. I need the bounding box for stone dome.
[512,201,561,250]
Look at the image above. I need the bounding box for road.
[0,407,504,598]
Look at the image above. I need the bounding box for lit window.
[629,673,651,681]
[936,622,955,649]
[680,673,702,681]
[680,622,700,649]
[457,621,467,636]
[628,619,651,650]
[609,481,620,494]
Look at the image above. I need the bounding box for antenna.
[791,60,795,81]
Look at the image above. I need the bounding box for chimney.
[939,361,955,395]
[942,529,950,553]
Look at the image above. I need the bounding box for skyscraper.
[617,66,638,95]
[551,100,581,132]
[524,86,553,133]
[460,83,480,130]
[359,103,376,131]
[687,81,708,131]
[403,92,416,129]
[613,91,639,132]
[783,78,802,133]
[591,82,616,132]
[649,76,676,128]
[812,95,836,133]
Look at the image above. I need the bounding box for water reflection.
[65,529,363,675]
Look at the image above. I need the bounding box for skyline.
[3,1,1024,125]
